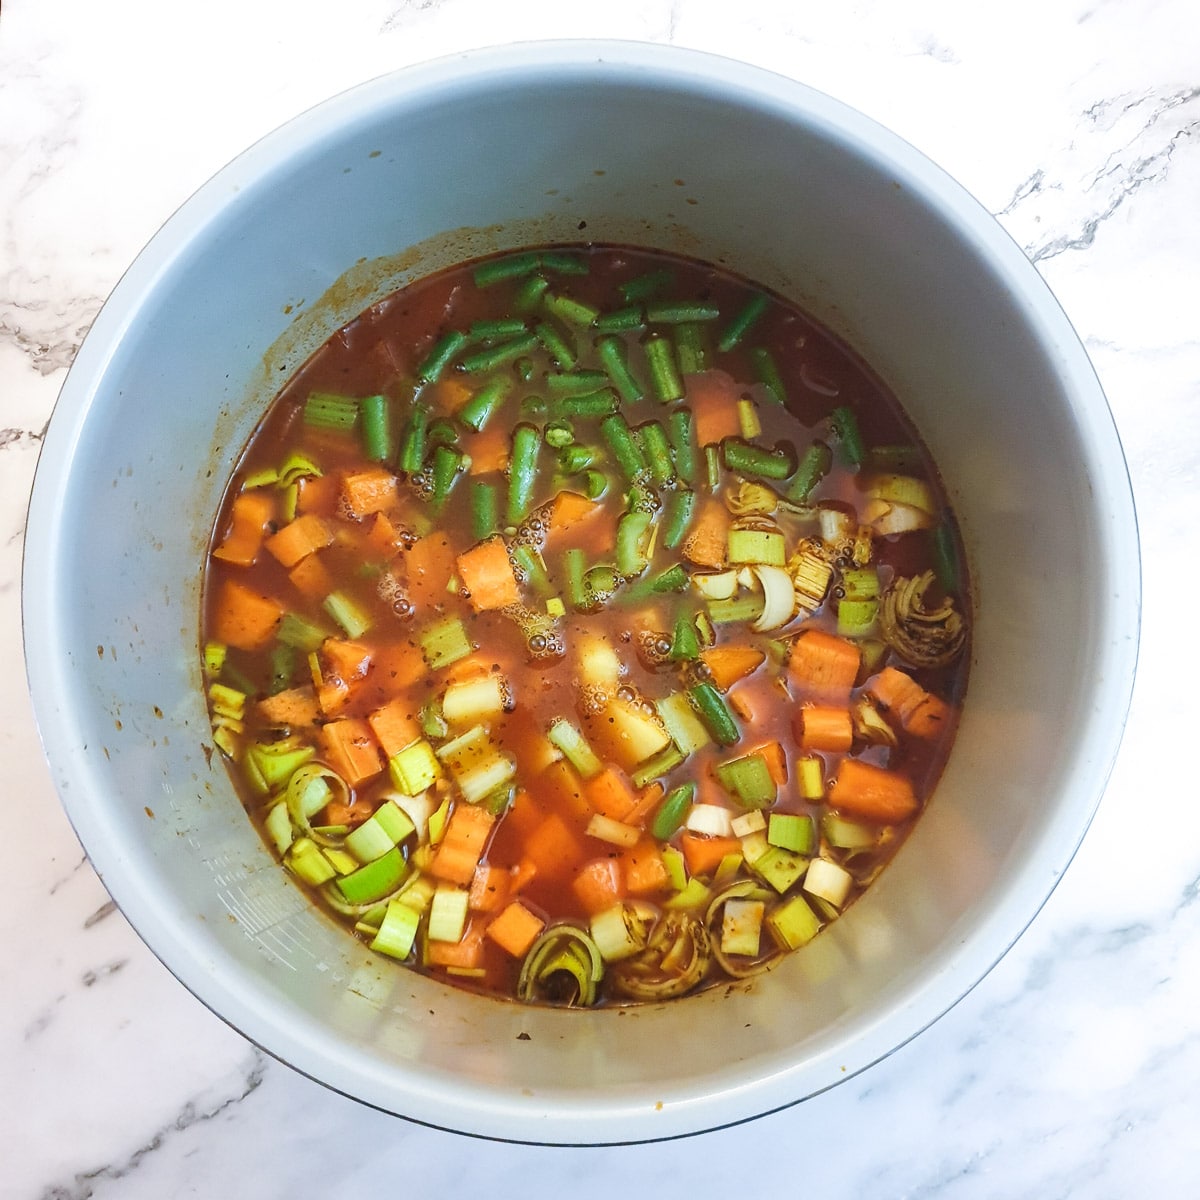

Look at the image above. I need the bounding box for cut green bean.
[429,444,465,514]
[673,322,708,374]
[543,420,574,449]
[646,301,720,324]
[649,562,690,593]
[721,437,795,481]
[426,418,457,450]
[513,355,536,382]
[512,544,555,597]
[548,388,619,420]
[416,330,468,382]
[593,306,646,334]
[643,334,684,403]
[616,509,653,578]
[932,522,960,593]
[667,407,698,485]
[868,444,924,473]
[582,470,608,501]
[689,682,740,745]
[268,642,298,695]
[513,275,551,313]
[458,376,513,432]
[473,252,541,288]
[704,443,721,490]
[397,403,429,474]
[469,479,498,540]
[459,332,540,374]
[358,395,391,461]
[506,423,541,526]
[639,420,676,488]
[750,346,787,405]
[619,268,673,303]
[717,292,769,352]
[304,392,359,433]
[469,317,528,342]
[599,413,648,482]
[545,370,610,395]
[830,405,865,467]
[661,488,696,550]
[584,564,621,606]
[786,440,833,503]
[543,292,600,329]
[668,609,701,662]
[651,783,697,841]
[535,321,578,370]
[562,547,588,611]
[596,335,645,404]
[539,250,589,275]
[559,443,600,473]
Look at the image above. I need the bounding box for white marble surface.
[2,0,1196,1194]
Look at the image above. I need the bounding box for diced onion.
[750,565,796,632]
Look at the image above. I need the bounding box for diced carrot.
[572,857,624,915]
[729,689,758,722]
[682,499,729,569]
[680,832,742,878]
[366,696,421,759]
[510,856,539,894]
[686,369,745,446]
[456,536,521,612]
[793,704,854,752]
[757,741,789,787]
[426,376,474,416]
[264,513,334,569]
[497,787,543,844]
[364,511,401,558]
[830,758,919,823]
[619,840,670,896]
[788,629,862,699]
[287,553,336,601]
[369,639,427,692]
[469,863,512,913]
[401,531,457,608]
[865,666,925,722]
[431,803,497,886]
[316,678,350,718]
[904,692,953,740]
[320,638,372,686]
[700,645,766,691]
[525,760,592,825]
[212,490,276,567]
[339,466,398,519]
[543,490,601,547]
[255,686,320,728]
[485,900,546,958]
[623,781,665,829]
[583,765,638,822]
[212,578,285,651]
[466,422,510,476]
[520,811,588,883]
[295,472,339,517]
[427,920,486,969]
[318,717,384,786]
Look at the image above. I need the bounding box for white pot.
[23,41,1139,1144]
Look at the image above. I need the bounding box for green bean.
[651,782,696,841]
[506,423,541,526]
[619,268,673,303]
[616,509,653,578]
[459,332,540,374]
[563,548,588,611]
[638,420,676,488]
[458,375,513,432]
[416,330,468,382]
[830,404,865,467]
[599,413,648,482]
[667,407,698,485]
[397,402,429,474]
[429,444,466,513]
[584,564,621,606]
[426,418,458,449]
[649,563,689,593]
[596,335,645,404]
[643,334,684,403]
[750,346,787,405]
[538,250,589,275]
[933,522,960,594]
[704,443,721,490]
[661,488,696,550]
[535,321,578,370]
[720,437,795,481]
[358,394,392,462]
[646,301,720,324]
[582,470,608,501]
[548,388,619,420]
[668,609,701,662]
[673,322,708,374]
[513,354,537,382]
[717,293,769,353]
[593,306,646,334]
[559,443,600,474]
[543,292,600,329]
[268,642,298,695]
[688,682,740,745]
[469,317,528,342]
[543,420,574,449]
[513,275,551,313]
[473,252,541,288]
[512,544,554,597]
[470,480,498,540]
[786,440,832,503]
[545,370,610,395]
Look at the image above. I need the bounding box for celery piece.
[664,877,712,911]
[336,846,407,905]
[419,614,474,669]
[631,742,685,788]
[245,739,316,794]
[428,885,470,943]
[436,725,516,803]
[427,796,452,845]
[345,799,416,864]
[662,845,688,892]
[323,847,359,876]
[714,752,777,809]
[442,673,509,726]
[203,642,227,677]
[370,898,422,961]
[837,597,879,639]
[727,527,786,567]
[389,741,441,796]
[286,838,337,886]
[841,566,880,601]
[820,812,878,850]
[322,590,372,639]
[208,682,246,719]
[276,611,329,653]
[767,894,823,950]
[706,593,766,625]
[655,692,712,755]
[751,846,809,894]
[547,718,603,780]
[767,812,815,855]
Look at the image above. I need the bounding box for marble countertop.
[3,1,1196,1195]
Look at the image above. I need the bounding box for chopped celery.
[345,799,416,863]
[750,846,809,894]
[370,898,422,960]
[714,752,776,809]
[276,611,329,652]
[727,527,786,567]
[442,673,510,726]
[336,846,407,905]
[655,692,711,755]
[436,725,516,804]
[632,743,686,788]
[796,755,826,800]
[322,591,372,639]
[419,614,474,669]
[767,812,815,855]
[286,838,337,886]
[388,740,441,796]
[203,642,227,677]
[547,718,603,780]
[428,884,470,942]
[664,876,712,911]
[662,845,688,892]
[767,894,822,949]
[820,812,879,850]
[427,796,452,844]
[707,593,766,625]
[837,597,879,638]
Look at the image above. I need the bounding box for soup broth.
[202,245,970,1006]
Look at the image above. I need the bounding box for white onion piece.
[750,564,796,631]
[691,570,739,601]
[867,499,937,535]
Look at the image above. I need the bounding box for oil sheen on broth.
[202,245,970,1007]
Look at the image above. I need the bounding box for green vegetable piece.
[304,392,359,433]
[714,752,777,809]
[506,423,541,526]
[720,437,795,481]
[717,293,769,353]
[473,251,541,288]
[417,330,468,383]
[359,394,393,462]
[830,405,865,467]
[786,440,833,503]
[643,334,684,403]
[336,846,408,905]
[651,783,697,840]
[688,682,740,746]
[668,608,701,662]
